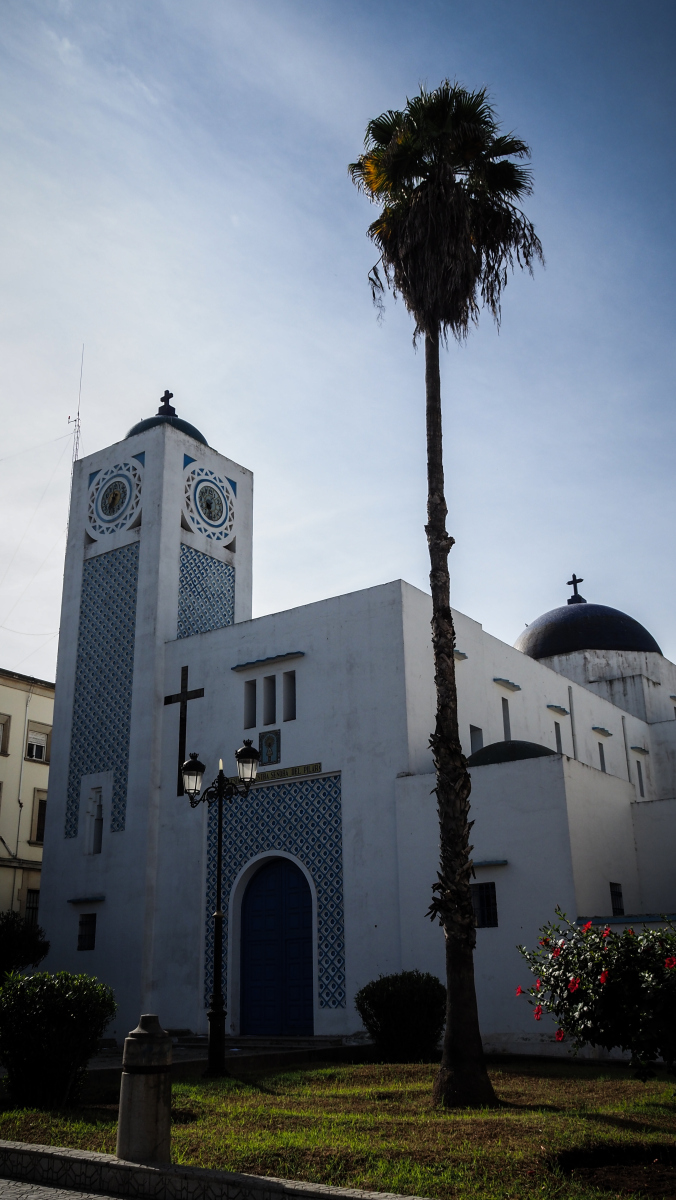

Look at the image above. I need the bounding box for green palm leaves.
[349,80,543,340]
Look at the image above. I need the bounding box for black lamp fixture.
[181,740,260,1076]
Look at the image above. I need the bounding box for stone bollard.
[116,1014,172,1164]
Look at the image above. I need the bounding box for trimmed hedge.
[355,969,446,1061]
[0,971,116,1107]
[0,911,49,981]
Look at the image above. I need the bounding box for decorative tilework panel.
[177,545,235,640]
[64,543,139,837]
[204,774,345,1010]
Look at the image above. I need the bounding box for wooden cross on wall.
[164,666,205,796]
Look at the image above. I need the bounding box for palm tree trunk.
[424,331,497,1108]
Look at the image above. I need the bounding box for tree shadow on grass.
[577,1110,673,1136]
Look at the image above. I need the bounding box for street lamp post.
[181,740,260,1076]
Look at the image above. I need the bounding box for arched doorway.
[240,858,313,1035]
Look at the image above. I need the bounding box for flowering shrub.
[517,909,676,1075]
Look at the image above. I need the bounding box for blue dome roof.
[467,740,556,767]
[125,391,208,446]
[515,602,661,660]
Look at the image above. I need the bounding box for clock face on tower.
[184,466,235,542]
[88,463,142,536]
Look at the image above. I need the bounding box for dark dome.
[467,740,556,767]
[126,414,208,445]
[125,391,208,446]
[515,603,661,660]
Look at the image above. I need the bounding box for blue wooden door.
[240,858,313,1035]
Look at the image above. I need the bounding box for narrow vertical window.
[283,671,296,722]
[25,890,40,928]
[93,795,103,855]
[36,795,47,843]
[470,882,498,928]
[609,882,624,916]
[501,697,511,741]
[636,759,645,797]
[77,913,96,951]
[598,742,606,773]
[244,680,256,729]
[470,725,483,755]
[263,676,276,725]
[554,722,563,754]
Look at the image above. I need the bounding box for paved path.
[0,1184,114,1199]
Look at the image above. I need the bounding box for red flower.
[665,957,676,970]
[534,1005,543,1021]
[536,979,542,991]
[599,970,609,984]
[603,927,611,938]
[555,1029,565,1042]
[515,986,524,995]
[582,920,593,932]
[539,938,550,947]
[552,947,561,958]
[568,977,580,993]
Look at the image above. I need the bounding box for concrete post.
[116,1014,172,1164]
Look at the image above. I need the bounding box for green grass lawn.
[1,1058,675,1199]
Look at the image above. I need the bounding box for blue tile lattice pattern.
[64,543,139,837]
[205,774,345,1009]
[177,545,235,639]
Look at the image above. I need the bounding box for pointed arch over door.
[240,857,313,1035]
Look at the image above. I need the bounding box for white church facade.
[40,398,676,1054]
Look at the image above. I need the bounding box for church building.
[40,397,676,1055]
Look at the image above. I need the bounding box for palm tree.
[349,81,543,1108]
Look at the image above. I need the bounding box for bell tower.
[40,396,253,1037]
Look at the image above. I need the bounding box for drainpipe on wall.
[567,686,578,760]
[11,687,32,911]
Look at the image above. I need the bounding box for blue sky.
[1,0,675,678]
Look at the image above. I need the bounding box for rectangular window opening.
[610,882,624,917]
[26,731,47,762]
[470,725,483,756]
[77,913,96,951]
[93,795,103,855]
[244,680,256,729]
[31,790,47,844]
[636,759,645,798]
[0,715,9,756]
[283,671,296,722]
[501,697,511,742]
[554,722,563,754]
[263,675,276,726]
[25,890,40,928]
[598,742,606,773]
[470,881,498,928]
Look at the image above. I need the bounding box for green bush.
[518,908,676,1076]
[0,911,49,981]
[354,969,446,1061]
[0,971,116,1107]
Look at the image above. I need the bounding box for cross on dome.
[567,573,586,605]
[157,390,176,417]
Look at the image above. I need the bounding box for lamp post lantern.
[181,740,260,1076]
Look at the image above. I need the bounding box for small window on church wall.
[598,742,606,773]
[636,759,645,797]
[554,722,563,754]
[283,671,296,722]
[244,680,256,729]
[610,882,624,916]
[470,882,498,928]
[77,913,96,951]
[263,676,276,725]
[470,725,483,755]
[501,697,511,742]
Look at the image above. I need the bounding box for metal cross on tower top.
[566,573,586,605]
[157,390,176,417]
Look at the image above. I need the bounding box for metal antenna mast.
[68,344,84,465]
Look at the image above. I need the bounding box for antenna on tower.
[68,344,84,466]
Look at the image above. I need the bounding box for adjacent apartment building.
[0,667,54,924]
